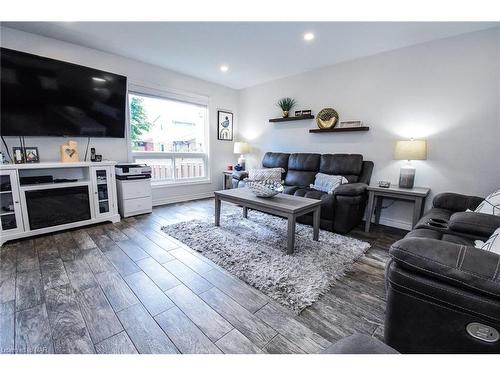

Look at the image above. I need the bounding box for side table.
[222,171,233,190]
[365,184,430,232]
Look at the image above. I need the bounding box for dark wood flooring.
[0,198,406,354]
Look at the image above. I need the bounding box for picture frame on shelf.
[24,147,40,163]
[12,147,25,164]
[294,109,312,117]
[337,120,363,128]
[217,110,233,141]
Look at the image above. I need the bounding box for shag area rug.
[162,210,370,313]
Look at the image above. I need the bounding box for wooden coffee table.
[214,188,321,254]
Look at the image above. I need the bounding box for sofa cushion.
[433,192,484,212]
[333,182,368,196]
[262,152,290,170]
[448,211,500,238]
[294,187,335,220]
[406,222,475,246]
[405,228,442,240]
[390,238,500,299]
[283,185,301,195]
[320,154,363,183]
[441,234,475,246]
[288,153,321,171]
[284,153,321,187]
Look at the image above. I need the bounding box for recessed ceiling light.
[220,65,229,72]
[303,32,315,41]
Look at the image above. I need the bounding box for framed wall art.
[217,110,233,141]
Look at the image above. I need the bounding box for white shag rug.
[162,210,370,313]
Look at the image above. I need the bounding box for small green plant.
[276,97,297,111]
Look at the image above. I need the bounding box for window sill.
[151,178,212,189]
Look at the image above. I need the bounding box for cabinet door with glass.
[0,169,24,235]
[90,166,115,218]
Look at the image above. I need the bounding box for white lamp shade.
[234,142,250,154]
[394,140,427,160]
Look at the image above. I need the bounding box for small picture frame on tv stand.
[24,147,40,163]
[12,147,25,164]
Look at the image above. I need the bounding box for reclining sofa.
[231,152,374,234]
[385,192,500,353]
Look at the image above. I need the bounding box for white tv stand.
[0,161,120,246]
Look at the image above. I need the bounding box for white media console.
[0,161,120,246]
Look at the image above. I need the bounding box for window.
[129,91,209,184]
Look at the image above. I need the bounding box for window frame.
[127,84,211,187]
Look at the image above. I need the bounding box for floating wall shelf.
[269,115,315,123]
[309,126,370,133]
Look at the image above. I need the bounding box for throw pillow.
[310,173,348,194]
[475,227,500,255]
[248,168,284,182]
[474,189,500,216]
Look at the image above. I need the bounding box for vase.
[282,111,289,118]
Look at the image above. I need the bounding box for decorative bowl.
[245,179,284,198]
[317,107,339,129]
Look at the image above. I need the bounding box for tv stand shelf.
[19,180,90,191]
[0,161,119,246]
[7,161,115,169]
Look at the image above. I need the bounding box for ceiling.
[3,22,498,89]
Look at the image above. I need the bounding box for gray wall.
[238,27,500,229]
[0,26,239,205]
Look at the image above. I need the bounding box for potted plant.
[276,97,297,118]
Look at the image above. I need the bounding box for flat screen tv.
[1,48,127,138]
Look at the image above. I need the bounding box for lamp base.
[237,155,246,171]
[399,164,415,189]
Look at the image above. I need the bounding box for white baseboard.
[153,191,214,207]
[377,216,412,231]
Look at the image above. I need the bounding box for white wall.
[0,27,239,205]
[2,26,499,226]
[238,27,500,229]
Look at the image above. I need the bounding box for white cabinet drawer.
[123,196,152,214]
[119,180,152,200]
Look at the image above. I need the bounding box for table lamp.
[233,142,250,170]
[394,139,427,188]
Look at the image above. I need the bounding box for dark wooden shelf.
[309,126,370,133]
[269,115,315,123]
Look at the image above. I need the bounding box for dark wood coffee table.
[214,188,321,254]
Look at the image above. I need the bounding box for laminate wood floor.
[0,198,406,354]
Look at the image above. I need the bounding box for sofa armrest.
[231,171,248,181]
[390,238,500,299]
[432,192,484,212]
[333,182,368,196]
[448,212,500,238]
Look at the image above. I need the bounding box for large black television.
[1,48,127,138]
